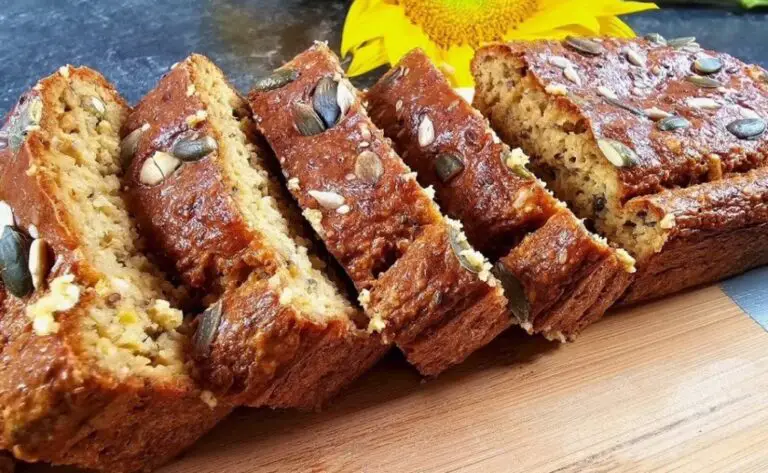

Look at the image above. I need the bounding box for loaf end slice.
[123,54,385,407]
[472,38,768,303]
[0,66,229,472]
[248,43,510,376]
[366,49,634,340]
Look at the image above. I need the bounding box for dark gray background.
[1,1,767,112]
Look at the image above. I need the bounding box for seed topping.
[418,115,435,147]
[435,153,465,183]
[726,118,766,139]
[355,150,384,184]
[597,139,639,167]
[252,68,299,92]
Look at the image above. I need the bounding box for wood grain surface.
[23,286,768,473]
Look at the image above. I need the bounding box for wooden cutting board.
[24,284,768,473]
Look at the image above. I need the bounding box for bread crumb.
[200,390,218,409]
[148,299,183,331]
[186,110,208,127]
[659,213,676,229]
[336,204,351,214]
[27,274,81,336]
[186,84,196,97]
[58,66,71,78]
[367,315,387,333]
[357,289,371,309]
[287,177,301,191]
[302,208,324,236]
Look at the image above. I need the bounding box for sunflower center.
[400,0,540,48]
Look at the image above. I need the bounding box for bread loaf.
[123,54,385,407]
[366,49,634,340]
[248,43,510,375]
[472,37,768,304]
[0,66,229,473]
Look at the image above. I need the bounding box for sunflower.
[341,0,658,86]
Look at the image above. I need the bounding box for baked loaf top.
[123,54,381,408]
[0,66,228,472]
[248,43,510,375]
[477,37,768,202]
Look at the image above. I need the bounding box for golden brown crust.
[366,49,632,340]
[620,167,768,304]
[123,54,381,407]
[0,67,230,473]
[474,39,768,202]
[248,44,510,375]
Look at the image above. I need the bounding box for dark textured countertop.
[1,1,767,111]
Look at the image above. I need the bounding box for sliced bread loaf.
[123,54,385,408]
[366,49,634,340]
[248,43,510,375]
[0,66,229,473]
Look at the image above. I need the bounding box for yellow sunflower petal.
[596,1,659,16]
[341,1,402,56]
[510,0,605,36]
[596,16,637,37]
[382,9,439,67]
[439,45,475,87]
[347,38,389,77]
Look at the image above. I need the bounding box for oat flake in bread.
[0,66,230,473]
[366,49,635,341]
[472,36,768,304]
[248,42,510,375]
[123,54,385,407]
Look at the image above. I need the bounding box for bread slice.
[248,43,510,375]
[472,37,768,304]
[0,66,229,472]
[366,49,634,340]
[123,54,385,407]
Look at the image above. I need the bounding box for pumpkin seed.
[644,107,673,120]
[597,139,639,167]
[686,75,722,88]
[726,118,766,139]
[508,163,534,180]
[418,115,435,147]
[644,33,667,46]
[0,226,33,298]
[85,96,106,117]
[448,227,480,273]
[193,300,222,357]
[313,77,341,127]
[139,151,181,186]
[9,96,42,153]
[657,116,691,131]
[435,153,465,183]
[0,201,13,229]
[603,96,644,116]
[694,56,723,75]
[354,150,383,184]
[548,56,572,69]
[120,124,148,166]
[292,102,326,136]
[28,238,50,290]
[172,136,218,162]
[252,68,298,92]
[564,36,603,56]
[492,262,530,325]
[626,49,646,67]
[337,80,356,118]
[381,66,405,87]
[308,190,345,209]
[686,97,721,109]
[563,66,581,86]
[597,86,618,101]
[667,36,696,48]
